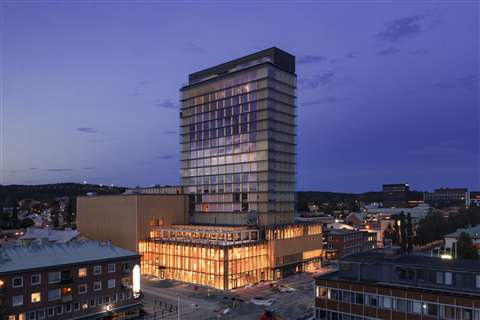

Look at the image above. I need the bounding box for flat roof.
[0,240,138,274]
[186,47,295,86]
[341,250,480,272]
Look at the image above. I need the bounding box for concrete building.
[315,249,480,320]
[0,241,141,320]
[382,184,410,208]
[424,188,469,208]
[77,194,190,252]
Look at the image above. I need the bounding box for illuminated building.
[180,47,296,226]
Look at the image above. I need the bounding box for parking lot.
[141,267,334,319]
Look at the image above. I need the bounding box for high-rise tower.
[180,48,296,225]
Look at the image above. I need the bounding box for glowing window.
[31,292,41,303]
[78,268,87,278]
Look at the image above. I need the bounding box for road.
[140,267,336,320]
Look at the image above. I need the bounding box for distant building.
[382,184,410,208]
[469,192,480,207]
[345,212,367,228]
[444,225,480,257]
[315,249,480,320]
[424,188,469,207]
[323,228,377,260]
[0,241,141,320]
[20,228,80,245]
[365,203,431,220]
[77,194,191,252]
[124,185,184,195]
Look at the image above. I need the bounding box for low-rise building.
[19,228,80,245]
[424,188,469,208]
[444,225,480,257]
[315,249,480,320]
[323,229,377,261]
[0,240,141,320]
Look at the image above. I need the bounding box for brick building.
[0,241,141,320]
[323,229,377,261]
[315,249,480,319]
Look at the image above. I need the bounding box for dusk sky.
[1,1,478,193]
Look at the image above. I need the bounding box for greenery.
[456,232,479,260]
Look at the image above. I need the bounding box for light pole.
[177,295,180,320]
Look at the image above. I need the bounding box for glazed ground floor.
[139,240,322,290]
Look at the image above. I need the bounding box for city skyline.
[1,2,478,192]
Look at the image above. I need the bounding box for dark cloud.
[377,15,425,42]
[156,100,178,109]
[164,130,178,135]
[409,49,428,55]
[157,154,176,160]
[346,51,359,59]
[82,167,96,170]
[76,127,97,133]
[29,167,38,170]
[302,97,337,107]
[435,74,479,91]
[47,168,74,172]
[183,42,205,53]
[378,47,400,56]
[297,55,328,65]
[298,72,335,89]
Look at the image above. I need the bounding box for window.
[89,298,96,307]
[380,296,392,309]
[112,293,118,302]
[93,265,102,275]
[65,304,72,313]
[12,277,23,288]
[27,312,36,320]
[436,272,444,284]
[108,263,116,273]
[97,296,103,305]
[31,274,41,285]
[13,295,24,306]
[47,308,54,317]
[47,288,60,301]
[73,302,80,311]
[78,267,87,278]
[366,294,378,307]
[108,279,116,289]
[55,306,62,315]
[78,284,87,294]
[104,295,110,304]
[31,292,41,303]
[476,275,480,288]
[411,301,422,314]
[445,272,453,285]
[81,301,88,310]
[48,271,60,284]
[38,310,46,320]
[93,281,102,291]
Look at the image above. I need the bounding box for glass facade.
[180,62,296,225]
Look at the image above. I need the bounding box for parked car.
[278,284,296,292]
[250,296,275,306]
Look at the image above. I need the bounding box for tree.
[50,201,60,229]
[414,211,450,245]
[406,213,413,253]
[456,232,479,260]
[64,197,76,228]
[392,220,401,246]
[10,199,19,229]
[19,218,35,228]
[383,223,394,246]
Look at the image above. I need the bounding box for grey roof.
[21,228,80,243]
[445,225,480,239]
[0,240,137,274]
[342,250,480,273]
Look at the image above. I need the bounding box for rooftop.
[342,250,480,273]
[184,47,295,87]
[445,225,480,239]
[21,228,80,243]
[0,240,138,274]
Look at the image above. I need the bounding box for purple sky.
[1,2,479,192]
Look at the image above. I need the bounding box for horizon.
[1,2,479,192]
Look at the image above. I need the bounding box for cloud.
[164,130,178,135]
[81,167,96,170]
[297,55,328,65]
[302,97,337,107]
[29,167,38,171]
[184,42,205,54]
[409,49,428,55]
[298,72,335,89]
[377,15,425,42]
[76,127,97,133]
[157,154,176,160]
[378,47,400,56]
[346,51,359,59]
[408,140,468,156]
[435,74,479,91]
[156,100,178,109]
[47,168,74,172]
